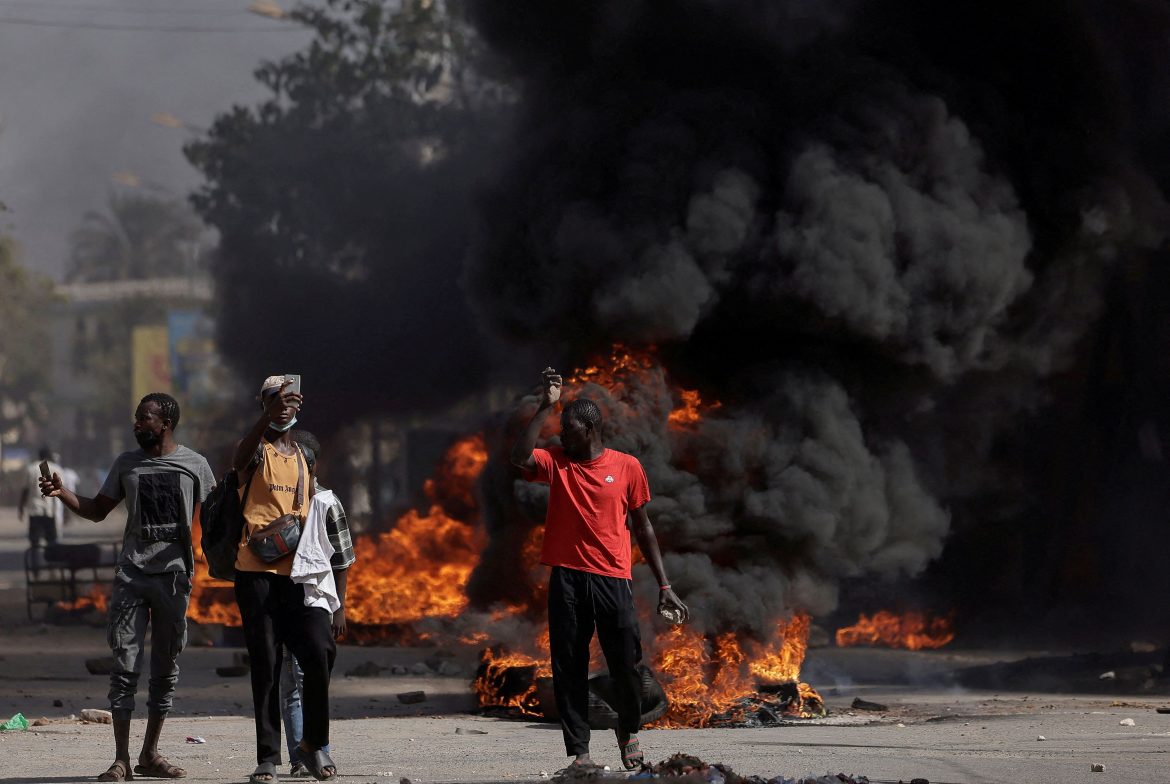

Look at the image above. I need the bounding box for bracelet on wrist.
[659,584,671,591]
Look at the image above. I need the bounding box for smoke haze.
[0,0,311,276]
[462,0,1170,636]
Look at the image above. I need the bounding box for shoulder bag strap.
[292,442,305,512]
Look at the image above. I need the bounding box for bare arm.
[510,368,561,470]
[233,382,302,475]
[38,472,120,522]
[332,567,348,640]
[631,505,689,621]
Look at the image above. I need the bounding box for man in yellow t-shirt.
[231,376,337,784]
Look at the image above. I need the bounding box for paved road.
[1,505,1168,783]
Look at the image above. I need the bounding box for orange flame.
[650,614,822,727]
[55,583,109,614]
[346,505,482,624]
[567,344,657,390]
[835,610,955,650]
[668,389,722,429]
[474,628,552,716]
[424,433,488,508]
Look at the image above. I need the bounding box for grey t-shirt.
[99,445,216,574]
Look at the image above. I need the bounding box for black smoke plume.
[462,0,1170,637]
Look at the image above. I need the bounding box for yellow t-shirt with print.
[234,441,309,576]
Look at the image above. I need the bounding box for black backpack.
[199,456,259,581]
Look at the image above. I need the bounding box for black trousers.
[548,566,643,757]
[234,570,336,766]
[28,514,57,545]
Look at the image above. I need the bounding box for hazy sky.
[0,0,313,280]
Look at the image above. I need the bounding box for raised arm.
[234,381,302,475]
[630,505,689,622]
[510,367,561,471]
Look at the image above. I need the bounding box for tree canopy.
[186,0,508,431]
[0,237,57,452]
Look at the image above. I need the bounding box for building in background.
[45,276,238,481]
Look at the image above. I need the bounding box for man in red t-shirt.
[512,367,689,771]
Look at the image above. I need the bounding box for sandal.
[618,735,644,770]
[134,755,186,778]
[98,760,134,781]
[248,762,277,783]
[301,747,337,781]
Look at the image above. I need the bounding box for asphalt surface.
[1,505,1168,784]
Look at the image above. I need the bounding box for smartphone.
[38,460,51,480]
[284,374,302,407]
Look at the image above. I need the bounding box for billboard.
[131,325,172,407]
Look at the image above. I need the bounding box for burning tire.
[537,664,669,729]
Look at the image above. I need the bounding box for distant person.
[54,455,80,533]
[19,446,64,555]
[280,429,354,778]
[233,377,337,783]
[39,393,215,782]
[512,368,689,771]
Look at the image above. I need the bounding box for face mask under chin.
[268,416,297,433]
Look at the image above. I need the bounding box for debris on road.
[454,727,487,734]
[397,690,427,704]
[1119,718,1135,726]
[1,713,29,731]
[850,697,888,712]
[186,736,206,744]
[345,661,385,677]
[84,657,115,675]
[1090,763,1106,772]
[80,708,112,724]
[215,665,249,677]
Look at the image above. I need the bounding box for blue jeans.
[280,647,332,765]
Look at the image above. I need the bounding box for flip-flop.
[98,760,134,781]
[619,736,644,770]
[248,762,277,783]
[302,748,337,781]
[134,755,186,779]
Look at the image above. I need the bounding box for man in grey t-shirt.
[41,392,215,782]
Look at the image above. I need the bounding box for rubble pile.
[552,755,876,784]
[702,685,828,727]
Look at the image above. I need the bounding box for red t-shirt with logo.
[523,446,651,579]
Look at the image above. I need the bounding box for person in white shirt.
[18,447,63,552]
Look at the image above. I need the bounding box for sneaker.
[290,761,311,777]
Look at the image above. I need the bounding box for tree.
[67,192,207,283]
[185,0,509,433]
[0,237,57,471]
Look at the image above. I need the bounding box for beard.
[134,430,161,450]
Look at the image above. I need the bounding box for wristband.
[659,584,671,591]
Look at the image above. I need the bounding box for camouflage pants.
[106,565,191,720]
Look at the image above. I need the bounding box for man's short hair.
[140,392,181,430]
[292,430,322,467]
[562,398,603,432]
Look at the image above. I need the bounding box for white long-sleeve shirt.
[290,489,340,613]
